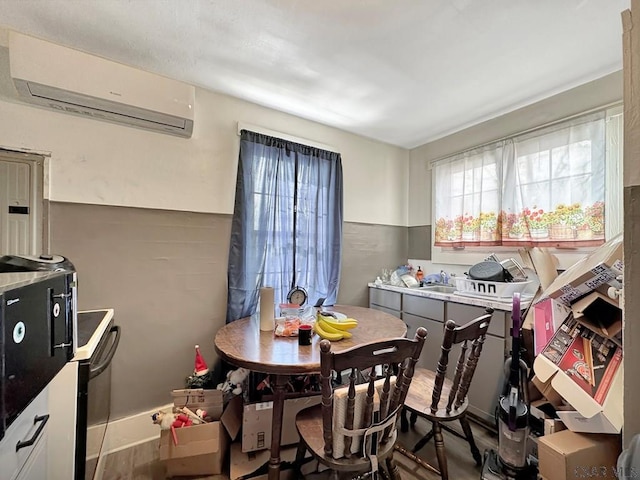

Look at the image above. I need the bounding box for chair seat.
[295,404,396,473]
[403,367,469,420]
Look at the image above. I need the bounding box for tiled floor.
[100,416,498,479]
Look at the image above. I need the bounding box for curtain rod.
[427,101,623,167]
[237,121,339,153]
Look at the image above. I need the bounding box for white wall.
[0,44,409,226]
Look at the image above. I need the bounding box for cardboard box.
[538,430,621,480]
[544,418,566,436]
[159,421,228,477]
[220,394,243,441]
[230,443,306,480]
[533,297,571,356]
[533,316,623,433]
[172,388,224,421]
[540,235,623,307]
[242,395,321,453]
[531,375,564,406]
[572,291,622,347]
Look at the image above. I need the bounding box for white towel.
[331,376,396,459]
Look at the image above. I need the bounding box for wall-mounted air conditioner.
[9,31,195,138]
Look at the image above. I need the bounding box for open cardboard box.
[242,395,321,453]
[572,291,622,347]
[532,297,571,356]
[539,234,623,307]
[172,388,224,421]
[230,443,315,480]
[533,316,623,434]
[159,421,228,477]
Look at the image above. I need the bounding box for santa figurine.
[185,344,215,388]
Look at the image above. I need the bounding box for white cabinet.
[16,428,47,480]
[0,361,78,480]
[46,361,78,479]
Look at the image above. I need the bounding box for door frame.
[0,149,46,255]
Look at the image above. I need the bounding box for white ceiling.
[0,0,630,148]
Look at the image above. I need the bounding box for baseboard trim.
[99,403,173,456]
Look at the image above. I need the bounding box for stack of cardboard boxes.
[158,383,321,479]
[523,235,624,480]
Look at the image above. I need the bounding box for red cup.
[298,324,312,346]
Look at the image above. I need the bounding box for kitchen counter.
[367,282,532,311]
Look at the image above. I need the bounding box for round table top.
[214,305,407,375]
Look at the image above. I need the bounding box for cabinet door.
[402,295,444,321]
[16,427,47,480]
[369,288,401,312]
[47,362,78,479]
[0,386,49,480]
[446,302,506,338]
[369,303,401,318]
[403,313,444,370]
[466,334,506,426]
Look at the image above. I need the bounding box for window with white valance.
[432,106,622,260]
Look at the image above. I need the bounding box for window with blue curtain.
[226,130,343,323]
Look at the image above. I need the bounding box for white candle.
[259,287,275,331]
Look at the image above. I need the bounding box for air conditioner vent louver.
[9,31,195,138]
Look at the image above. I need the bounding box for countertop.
[368,282,532,311]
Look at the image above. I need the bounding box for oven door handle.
[89,325,121,379]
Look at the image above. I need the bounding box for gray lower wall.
[339,222,409,307]
[49,202,231,420]
[408,225,431,261]
[49,202,409,419]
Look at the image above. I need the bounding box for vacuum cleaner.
[481,292,537,480]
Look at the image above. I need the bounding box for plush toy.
[216,367,250,396]
[151,410,193,446]
[151,410,175,430]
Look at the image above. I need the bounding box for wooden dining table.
[214,304,408,480]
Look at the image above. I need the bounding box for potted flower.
[522,207,550,239]
[500,211,521,239]
[479,211,498,241]
[508,220,526,239]
[584,201,605,237]
[461,214,480,241]
[549,203,582,240]
[435,217,458,242]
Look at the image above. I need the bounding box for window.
[226,130,343,322]
[432,106,622,268]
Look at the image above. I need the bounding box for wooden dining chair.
[397,311,493,480]
[294,327,428,480]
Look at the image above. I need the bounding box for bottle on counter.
[416,266,424,283]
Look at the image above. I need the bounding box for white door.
[0,152,45,255]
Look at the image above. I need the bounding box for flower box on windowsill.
[576,228,594,240]
[550,224,574,240]
[530,228,549,239]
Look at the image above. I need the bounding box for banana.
[318,319,353,339]
[318,315,358,330]
[314,321,344,341]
